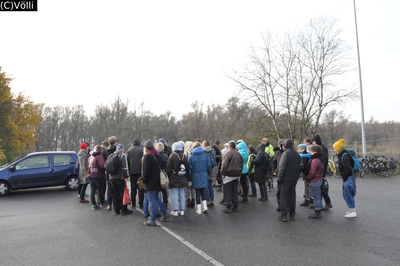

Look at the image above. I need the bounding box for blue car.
[0,151,79,196]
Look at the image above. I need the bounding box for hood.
[237,141,248,152]
[203,146,213,153]
[282,139,293,149]
[313,134,322,145]
[184,141,194,153]
[132,138,141,146]
[256,143,266,152]
[192,147,204,154]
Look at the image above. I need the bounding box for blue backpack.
[205,150,217,167]
[342,149,360,172]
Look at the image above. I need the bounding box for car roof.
[27,151,77,156]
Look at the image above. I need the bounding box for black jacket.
[252,144,268,183]
[142,149,163,192]
[277,139,301,182]
[337,149,354,182]
[127,143,143,175]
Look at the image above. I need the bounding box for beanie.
[333,139,345,152]
[298,144,307,150]
[144,139,154,149]
[158,138,166,145]
[117,144,124,150]
[80,143,88,150]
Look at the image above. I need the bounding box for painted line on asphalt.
[136,207,224,266]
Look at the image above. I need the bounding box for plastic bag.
[123,186,131,205]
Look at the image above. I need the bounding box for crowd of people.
[76,134,358,225]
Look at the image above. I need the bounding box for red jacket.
[87,151,105,178]
[305,154,323,183]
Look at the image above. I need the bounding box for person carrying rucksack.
[333,138,357,218]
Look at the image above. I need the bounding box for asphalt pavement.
[1,175,399,266]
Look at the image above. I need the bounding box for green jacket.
[264,144,275,157]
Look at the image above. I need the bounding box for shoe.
[202,200,208,213]
[309,210,322,219]
[232,207,239,212]
[114,211,120,215]
[121,210,133,215]
[160,214,171,221]
[143,220,157,226]
[289,214,296,221]
[106,205,112,211]
[300,199,310,206]
[223,208,232,213]
[239,198,248,204]
[279,216,288,222]
[179,210,184,216]
[196,204,202,215]
[170,210,179,217]
[139,204,143,209]
[207,200,211,206]
[92,205,100,210]
[219,200,226,205]
[276,207,281,212]
[100,203,108,208]
[209,199,214,206]
[345,212,357,218]
[321,204,332,211]
[309,198,314,205]
[79,199,89,203]
[190,199,196,208]
[186,199,191,207]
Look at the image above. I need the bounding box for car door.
[51,153,77,185]
[11,154,53,189]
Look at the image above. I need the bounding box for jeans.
[143,192,148,216]
[303,179,311,200]
[240,173,249,198]
[88,177,105,206]
[146,190,168,223]
[248,173,256,191]
[309,180,323,210]
[195,188,207,204]
[205,179,214,201]
[280,180,297,217]
[110,179,128,214]
[130,174,144,207]
[342,176,356,208]
[186,186,195,200]
[223,178,239,208]
[258,182,267,199]
[171,187,186,211]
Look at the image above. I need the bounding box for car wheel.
[0,181,10,196]
[66,176,79,191]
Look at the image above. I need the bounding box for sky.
[1,0,399,122]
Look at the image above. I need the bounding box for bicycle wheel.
[387,158,400,176]
[376,162,389,177]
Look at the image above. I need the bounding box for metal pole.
[353,0,367,156]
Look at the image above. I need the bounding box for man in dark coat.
[127,138,144,209]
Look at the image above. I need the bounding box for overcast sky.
[1,0,399,122]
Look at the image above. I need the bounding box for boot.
[190,198,195,208]
[300,199,310,206]
[249,189,257,197]
[186,199,191,207]
[196,204,202,214]
[309,210,322,219]
[202,200,208,213]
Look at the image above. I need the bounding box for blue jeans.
[343,176,356,208]
[248,173,256,191]
[258,182,267,199]
[171,187,186,211]
[146,190,168,223]
[88,177,105,206]
[205,179,214,201]
[309,180,323,210]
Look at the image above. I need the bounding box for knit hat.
[298,144,307,150]
[158,138,166,145]
[117,144,124,150]
[144,139,154,149]
[80,143,88,150]
[214,139,221,145]
[172,142,183,152]
[333,139,345,152]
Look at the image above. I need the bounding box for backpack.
[206,150,217,167]
[105,152,121,174]
[262,153,272,171]
[172,153,186,176]
[342,149,360,172]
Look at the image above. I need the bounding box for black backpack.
[105,152,121,174]
[172,153,186,176]
[262,153,272,171]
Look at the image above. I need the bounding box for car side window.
[53,154,75,166]
[15,155,50,170]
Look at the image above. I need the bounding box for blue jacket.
[237,141,249,174]
[189,147,212,189]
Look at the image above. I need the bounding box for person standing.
[189,141,212,214]
[273,139,284,211]
[333,138,357,218]
[102,136,118,210]
[109,144,132,216]
[276,139,301,222]
[87,145,108,210]
[246,145,257,197]
[304,145,324,219]
[142,139,170,226]
[220,141,243,213]
[250,143,268,201]
[156,141,169,209]
[237,141,249,204]
[202,140,216,206]
[166,142,189,216]
[78,142,89,203]
[127,138,144,209]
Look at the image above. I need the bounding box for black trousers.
[110,179,128,213]
[240,173,249,198]
[223,179,239,208]
[130,174,144,206]
[280,180,297,217]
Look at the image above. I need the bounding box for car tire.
[66,176,79,191]
[0,181,10,196]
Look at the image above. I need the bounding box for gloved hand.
[188,181,192,187]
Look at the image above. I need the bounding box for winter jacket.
[220,148,243,177]
[304,153,323,183]
[337,149,354,182]
[246,152,257,174]
[252,144,268,183]
[159,151,168,170]
[313,134,328,176]
[78,149,89,184]
[277,139,301,183]
[237,141,249,174]
[142,148,163,191]
[166,151,189,188]
[108,150,129,181]
[264,143,275,157]
[127,141,143,175]
[87,151,105,179]
[189,147,212,189]
[102,145,116,181]
[273,147,284,176]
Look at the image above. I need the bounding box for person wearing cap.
[166,142,189,216]
[333,138,357,218]
[159,138,172,157]
[109,144,132,216]
[220,141,243,213]
[78,142,90,203]
[142,139,170,226]
[221,143,229,155]
[127,138,144,209]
